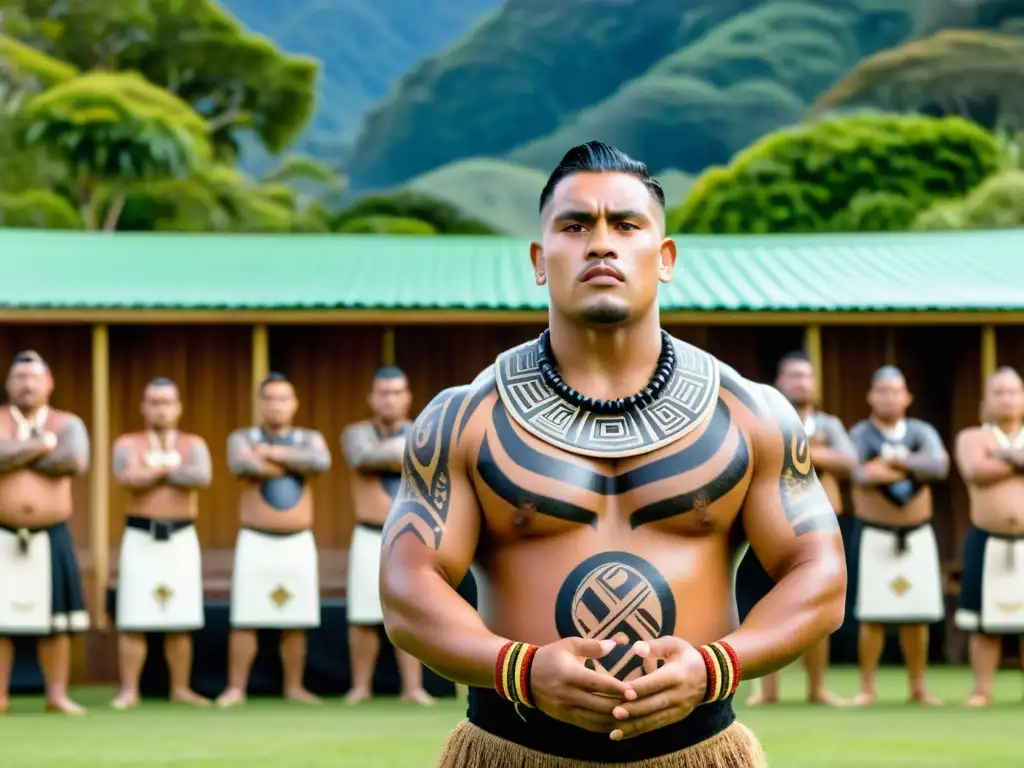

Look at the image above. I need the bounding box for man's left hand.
[608,637,707,741]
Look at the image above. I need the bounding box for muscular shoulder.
[49,409,86,431]
[178,432,209,449]
[342,420,372,438]
[228,426,258,443]
[412,369,496,455]
[906,418,941,438]
[718,364,803,445]
[955,424,985,447]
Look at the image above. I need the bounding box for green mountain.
[345,0,916,192]
[220,0,501,161]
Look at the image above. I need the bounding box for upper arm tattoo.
[33,416,90,476]
[165,440,213,488]
[227,430,261,476]
[762,388,838,536]
[282,430,331,474]
[382,386,471,554]
[822,416,858,459]
[342,423,402,470]
[906,422,950,480]
[112,440,132,476]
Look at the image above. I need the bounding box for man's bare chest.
[471,398,753,539]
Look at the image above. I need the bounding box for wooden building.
[2,228,1023,683]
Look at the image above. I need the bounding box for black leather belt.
[126,516,194,542]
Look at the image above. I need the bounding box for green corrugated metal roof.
[0,228,1022,312]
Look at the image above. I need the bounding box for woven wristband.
[697,640,742,704]
[494,641,539,708]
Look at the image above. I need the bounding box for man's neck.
[870,414,903,432]
[262,423,291,436]
[547,313,663,402]
[994,417,1023,435]
[373,417,402,435]
[795,404,814,421]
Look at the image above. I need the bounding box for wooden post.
[89,324,110,630]
[981,325,997,389]
[381,326,396,366]
[803,324,823,397]
[251,324,269,423]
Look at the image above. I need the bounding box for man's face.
[6,362,52,410]
[141,385,181,430]
[985,372,1024,423]
[260,381,298,427]
[776,360,816,408]
[531,171,675,326]
[370,376,411,423]
[868,376,911,422]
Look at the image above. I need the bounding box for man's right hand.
[529,637,630,732]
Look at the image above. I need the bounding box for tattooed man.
[379,142,847,768]
[217,372,332,708]
[0,351,91,715]
[342,366,434,706]
[111,377,212,709]
[849,366,949,707]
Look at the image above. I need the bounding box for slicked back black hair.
[538,141,665,214]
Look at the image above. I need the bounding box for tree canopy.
[670,113,1002,234]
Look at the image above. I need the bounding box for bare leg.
[805,636,847,706]
[746,672,780,706]
[345,624,379,704]
[37,635,85,714]
[111,633,147,709]
[900,623,942,705]
[281,630,320,704]
[964,634,1001,707]
[0,636,13,713]
[397,649,434,706]
[165,633,209,706]
[853,622,885,706]
[216,629,257,708]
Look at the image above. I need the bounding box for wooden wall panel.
[0,326,93,546]
[108,326,252,551]
[269,326,386,550]
[394,325,546,414]
[996,326,1024,379]
[663,326,806,383]
[820,326,981,563]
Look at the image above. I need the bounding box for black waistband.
[126,516,194,539]
[971,524,1024,542]
[858,519,931,534]
[467,688,735,762]
[242,525,308,538]
[0,521,65,535]
[356,521,384,532]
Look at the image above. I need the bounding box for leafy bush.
[670,113,1002,233]
[336,215,436,235]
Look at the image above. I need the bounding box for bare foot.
[110,690,140,710]
[851,691,876,707]
[215,688,247,708]
[344,687,372,705]
[170,689,211,707]
[401,689,436,707]
[745,693,779,707]
[0,699,8,714]
[807,690,849,707]
[909,691,943,707]
[44,697,86,715]
[284,688,322,705]
[963,692,990,708]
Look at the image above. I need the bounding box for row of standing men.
[738,353,1024,709]
[1,348,1023,714]
[0,352,429,713]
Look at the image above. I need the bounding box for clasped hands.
[530,636,707,742]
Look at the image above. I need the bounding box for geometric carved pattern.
[494,334,720,458]
[270,585,292,608]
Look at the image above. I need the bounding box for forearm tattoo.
[764,389,838,536]
[342,424,403,471]
[165,441,213,488]
[227,431,262,477]
[276,430,332,475]
[0,439,36,472]
[382,387,470,553]
[33,416,90,476]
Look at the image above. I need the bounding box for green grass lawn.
[4,666,1023,766]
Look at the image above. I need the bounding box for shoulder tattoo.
[762,387,838,536]
[382,383,482,553]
